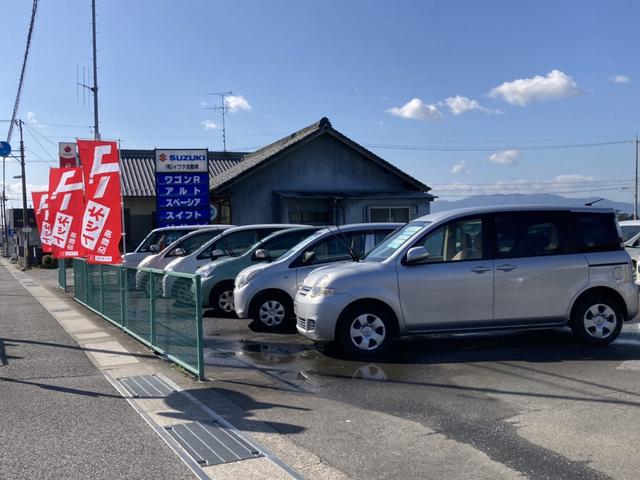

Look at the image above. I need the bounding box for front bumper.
[234,282,259,318]
[294,291,354,342]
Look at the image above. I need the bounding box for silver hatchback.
[295,206,640,356]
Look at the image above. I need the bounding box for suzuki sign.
[155,149,208,173]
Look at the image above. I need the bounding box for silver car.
[234,223,401,330]
[295,206,640,356]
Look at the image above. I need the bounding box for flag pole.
[117,139,127,260]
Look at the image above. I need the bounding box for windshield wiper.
[327,224,359,262]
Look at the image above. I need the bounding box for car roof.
[619,220,640,226]
[150,224,232,233]
[415,205,616,223]
[317,222,402,232]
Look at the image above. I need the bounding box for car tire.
[210,282,235,316]
[250,292,293,331]
[337,304,393,357]
[570,294,623,344]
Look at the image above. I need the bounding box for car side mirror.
[253,248,268,261]
[173,247,186,257]
[211,248,225,259]
[405,246,430,264]
[149,244,159,253]
[302,251,316,264]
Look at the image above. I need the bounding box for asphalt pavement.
[0,263,194,480]
[201,313,640,480]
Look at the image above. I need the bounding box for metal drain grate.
[117,375,176,398]
[165,421,262,466]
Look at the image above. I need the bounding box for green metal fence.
[57,259,67,291]
[72,258,205,380]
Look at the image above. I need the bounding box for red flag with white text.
[48,167,86,258]
[31,191,53,252]
[77,140,123,264]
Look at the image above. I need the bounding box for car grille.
[297,317,316,332]
[299,286,312,297]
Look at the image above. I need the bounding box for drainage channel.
[117,375,265,469]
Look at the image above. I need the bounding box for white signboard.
[155,149,208,173]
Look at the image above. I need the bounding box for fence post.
[99,264,104,313]
[149,271,156,345]
[120,266,127,328]
[194,274,204,381]
[84,260,89,304]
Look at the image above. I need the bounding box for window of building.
[289,211,332,224]
[370,207,411,223]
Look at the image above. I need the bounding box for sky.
[2,0,640,208]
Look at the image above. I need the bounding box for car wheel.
[570,295,623,344]
[210,282,235,316]
[338,304,392,357]
[251,292,293,331]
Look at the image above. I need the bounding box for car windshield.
[621,225,640,242]
[275,230,327,263]
[136,231,163,252]
[364,222,429,262]
[169,230,220,256]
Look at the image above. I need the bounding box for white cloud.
[488,149,520,166]
[386,98,442,120]
[488,70,581,106]
[612,74,631,84]
[27,111,38,124]
[444,96,488,115]
[552,174,595,183]
[201,120,219,130]
[449,160,470,174]
[6,182,48,205]
[200,101,209,107]
[225,95,252,112]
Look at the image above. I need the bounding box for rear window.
[572,213,622,253]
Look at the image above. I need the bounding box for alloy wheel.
[258,300,286,326]
[349,314,386,351]
[583,303,618,339]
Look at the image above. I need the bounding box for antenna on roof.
[207,91,233,152]
[585,198,605,206]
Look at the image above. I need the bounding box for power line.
[363,140,632,152]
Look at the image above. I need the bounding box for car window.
[168,230,218,256]
[365,222,429,262]
[415,218,484,263]
[261,230,315,260]
[299,232,365,266]
[621,225,640,242]
[221,230,261,256]
[137,231,163,252]
[373,230,393,245]
[494,214,565,258]
[573,213,622,253]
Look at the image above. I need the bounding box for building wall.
[224,134,429,225]
[123,197,156,248]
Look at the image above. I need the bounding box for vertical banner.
[155,149,209,227]
[31,191,53,252]
[59,142,79,168]
[48,167,85,258]
[77,140,123,264]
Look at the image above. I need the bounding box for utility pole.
[91,0,100,140]
[17,120,29,269]
[207,91,232,151]
[2,158,6,254]
[635,135,638,220]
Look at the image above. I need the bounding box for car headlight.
[237,269,262,289]
[197,264,216,277]
[310,275,334,298]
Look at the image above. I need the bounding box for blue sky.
[2,0,640,207]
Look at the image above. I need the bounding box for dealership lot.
[203,313,640,480]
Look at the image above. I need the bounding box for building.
[120,117,434,246]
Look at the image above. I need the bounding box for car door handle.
[470,266,492,273]
[496,264,516,272]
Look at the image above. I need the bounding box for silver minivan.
[295,206,640,356]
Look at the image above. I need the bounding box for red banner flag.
[48,167,86,258]
[77,140,123,264]
[31,191,53,252]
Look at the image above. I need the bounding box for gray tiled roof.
[120,150,245,196]
[210,117,430,192]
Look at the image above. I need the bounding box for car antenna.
[585,198,605,206]
[327,223,360,262]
